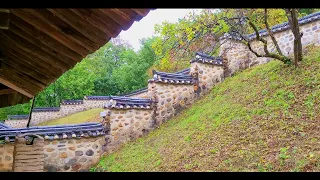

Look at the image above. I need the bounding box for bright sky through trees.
[118,9,203,51]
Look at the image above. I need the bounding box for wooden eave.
[0,8,152,108]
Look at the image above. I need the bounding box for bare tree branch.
[246,20,291,63]
[264,8,283,56]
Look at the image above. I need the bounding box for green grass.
[93,45,320,172]
[38,108,103,126]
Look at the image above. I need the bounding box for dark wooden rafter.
[0,9,10,30]
[0,8,151,108]
[1,64,46,90]
[89,10,123,38]
[112,9,145,22]
[0,74,34,98]
[7,24,76,69]
[69,9,115,38]
[2,58,51,85]
[0,91,30,107]
[10,9,92,56]
[99,9,135,31]
[131,9,151,17]
[21,9,99,53]
[20,9,99,52]
[47,9,110,45]
[0,31,70,72]
[9,14,83,62]
[1,49,55,80]
[0,41,62,77]
[0,88,15,95]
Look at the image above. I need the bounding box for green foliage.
[0,102,31,120]
[150,8,319,73]
[299,9,320,16]
[151,9,223,73]
[279,147,291,166]
[279,147,290,160]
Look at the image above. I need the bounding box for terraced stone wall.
[83,99,110,109]
[30,110,61,126]
[190,62,224,96]
[4,119,28,128]
[43,136,105,172]
[59,104,86,117]
[152,82,195,126]
[105,108,154,152]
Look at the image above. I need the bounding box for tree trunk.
[285,8,303,67]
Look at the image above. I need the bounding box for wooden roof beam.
[10,14,83,62]
[10,9,91,57]
[69,9,115,38]
[0,9,10,30]
[0,92,30,107]
[89,10,122,38]
[99,9,134,31]
[131,9,151,17]
[21,9,99,53]
[2,64,46,90]
[113,9,144,22]
[0,42,61,78]
[0,88,16,95]
[1,65,45,94]
[0,75,33,98]
[8,23,78,67]
[0,30,70,72]
[2,57,51,85]
[1,49,54,80]
[47,9,109,46]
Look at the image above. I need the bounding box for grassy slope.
[38,108,103,126]
[93,46,320,172]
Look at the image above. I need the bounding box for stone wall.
[0,143,14,172]
[83,99,111,109]
[43,136,105,172]
[4,119,28,128]
[0,136,105,172]
[13,137,44,172]
[59,104,86,117]
[105,108,154,152]
[0,122,106,172]
[4,111,61,128]
[30,111,61,126]
[190,62,224,96]
[152,82,195,126]
[219,18,320,76]
[5,100,103,128]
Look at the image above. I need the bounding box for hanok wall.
[0,123,106,172]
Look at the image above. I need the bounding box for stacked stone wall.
[105,108,154,152]
[153,83,195,126]
[43,136,105,172]
[4,119,28,128]
[0,143,14,171]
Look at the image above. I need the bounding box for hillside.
[38,108,103,126]
[92,46,320,172]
